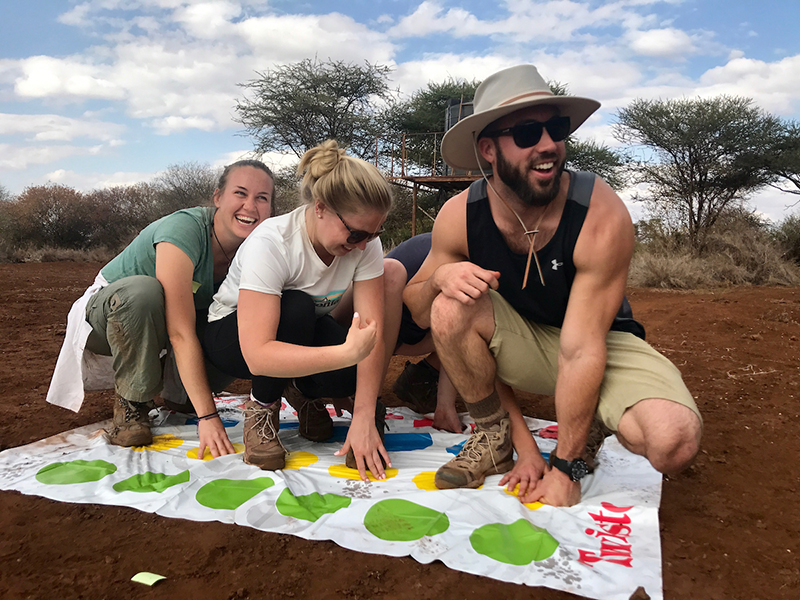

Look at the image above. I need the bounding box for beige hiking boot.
[434,417,514,489]
[243,398,286,470]
[284,383,333,442]
[108,396,154,447]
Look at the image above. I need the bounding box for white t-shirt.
[208,205,384,321]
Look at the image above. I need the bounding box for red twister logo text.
[578,502,634,568]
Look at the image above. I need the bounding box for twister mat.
[0,396,663,600]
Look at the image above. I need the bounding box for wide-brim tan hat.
[441,64,600,171]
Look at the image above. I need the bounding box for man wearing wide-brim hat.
[403,64,702,507]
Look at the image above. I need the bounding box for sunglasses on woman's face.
[482,115,571,148]
[336,212,384,244]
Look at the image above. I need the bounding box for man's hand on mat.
[335,414,391,481]
[344,312,378,365]
[433,262,500,305]
[524,467,581,507]
[500,453,547,502]
[197,419,236,459]
[432,407,463,433]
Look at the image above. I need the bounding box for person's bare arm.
[334,275,391,481]
[156,242,235,459]
[237,290,376,378]
[527,178,635,507]
[403,193,500,328]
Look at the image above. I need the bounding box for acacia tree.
[386,78,480,174]
[614,96,781,253]
[763,121,800,200]
[151,162,219,220]
[235,58,396,160]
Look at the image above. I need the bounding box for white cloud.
[627,28,696,58]
[698,55,800,115]
[211,149,297,172]
[151,115,218,134]
[44,168,158,191]
[0,143,103,171]
[15,56,124,99]
[173,1,242,39]
[0,113,125,142]
[386,1,483,38]
[237,13,396,64]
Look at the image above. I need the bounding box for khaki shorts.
[487,290,700,430]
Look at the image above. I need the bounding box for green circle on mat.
[113,470,190,494]
[470,519,559,565]
[364,499,449,541]
[35,460,117,485]
[196,477,274,510]
[276,488,351,522]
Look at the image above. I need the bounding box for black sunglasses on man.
[481,115,571,148]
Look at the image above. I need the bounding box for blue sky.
[1,0,799,222]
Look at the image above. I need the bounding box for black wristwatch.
[549,450,589,482]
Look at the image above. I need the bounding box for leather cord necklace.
[471,135,549,289]
[211,221,232,266]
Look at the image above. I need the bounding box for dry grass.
[3,245,117,264]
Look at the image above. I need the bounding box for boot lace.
[245,402,282,446]
[451,428,502,472]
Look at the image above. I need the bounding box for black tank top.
[466,172,645,339]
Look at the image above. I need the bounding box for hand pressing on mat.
[500,451,547,503]
[523,467,582,507]
[335,412,391,481]
[197,417,236,459]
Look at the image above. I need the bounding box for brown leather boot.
[243,398,286,470]
[107,396,154,447]
[434,417,514,489]
[392,359,438,414]
[284,383,333,442]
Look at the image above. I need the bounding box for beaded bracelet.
[196,411,220,422]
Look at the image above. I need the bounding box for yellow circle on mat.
[131,434,184,452]
[186,443,245,460]
[412,471,438,490]
[328,464,398,481]
[412,470,483,490]
[284,451,318,470]
[504,485,544,510]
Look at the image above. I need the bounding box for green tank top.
[101,207,216,311]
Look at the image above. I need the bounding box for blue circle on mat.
[324,427,431,451]
[446,440,466,455]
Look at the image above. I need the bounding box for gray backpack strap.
[568,171,596,208]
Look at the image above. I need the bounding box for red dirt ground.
[1,261,798,600]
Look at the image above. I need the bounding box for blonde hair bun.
[297,139,393,217]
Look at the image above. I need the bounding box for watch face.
[571,459,589,482]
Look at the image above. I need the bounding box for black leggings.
[203,290,356,404]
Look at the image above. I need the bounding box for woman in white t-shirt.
[205,140,393,481]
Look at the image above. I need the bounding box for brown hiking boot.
[392,359,438,414]
[284,383,333,442]
[243,398,286,470]
[435,417,514,489]
[584,418,613,473]
[108,396,154,447]
[345,400,388,471]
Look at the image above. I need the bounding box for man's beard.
[495,144,563,207]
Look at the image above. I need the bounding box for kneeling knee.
[430,294,469,339]
[648,418,702,475]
